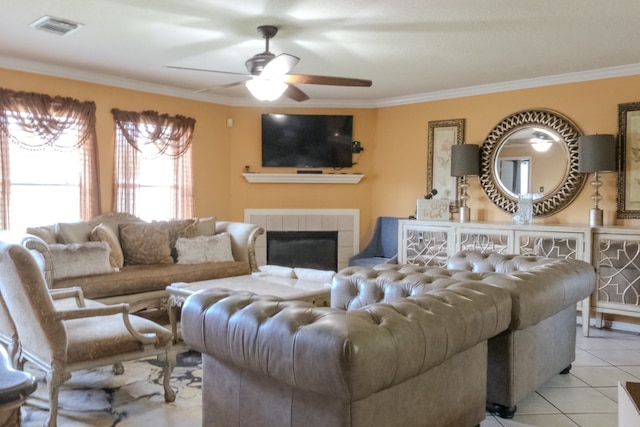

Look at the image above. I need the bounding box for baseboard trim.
[577,316,640,334]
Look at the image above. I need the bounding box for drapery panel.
[0,88,100,228]
[111,109,195,219]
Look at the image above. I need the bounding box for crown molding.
[375,63,640,107]
[3,55,640,109]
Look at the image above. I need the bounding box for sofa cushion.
[176,233,234,264]
[90,223,125,269]
[49,242,115,280]
[26,225,56,244]
[53,261,251,299]
[119,222,173,265]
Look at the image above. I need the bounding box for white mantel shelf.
[242,173,364,184]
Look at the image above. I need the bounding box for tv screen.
[261,114,353,168]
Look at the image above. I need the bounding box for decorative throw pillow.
[175,233,234,264]
[152,219,198,260]
[26,225,57,244]
[55,222,92,244]
[49,242,115,280]
[195,216,217,236]
[90,223,125,269]
[119,222,173,265]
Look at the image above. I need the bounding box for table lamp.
[451,144,480,222]
[577,134,616,227]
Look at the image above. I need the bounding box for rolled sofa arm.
[215,221,264,272]
[0,231,53,288]
[181,282,511,401]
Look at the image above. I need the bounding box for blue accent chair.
[348,216,401,267]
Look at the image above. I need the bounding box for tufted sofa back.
[182,281,512,402]
[331,251,596,330]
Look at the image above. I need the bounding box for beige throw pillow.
[90,223,125,269]
[195,216,216,236]
[49,242,114,280]
[119,222,173,265]
[55,222,92,244]
[175,233,234,264]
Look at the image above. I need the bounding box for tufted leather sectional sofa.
[181,251,595,425]
[182,281,513,427]
[331,251,597,418]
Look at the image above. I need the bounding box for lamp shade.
[451,144,480,177]
[578,134,616,173]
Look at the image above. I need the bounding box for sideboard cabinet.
[399,220,640,335]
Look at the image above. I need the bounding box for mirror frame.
[480,109,587,217]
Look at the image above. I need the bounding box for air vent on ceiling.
[30,16,83,36]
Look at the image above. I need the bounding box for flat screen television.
[261,113,353,168]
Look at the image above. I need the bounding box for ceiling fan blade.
[164,65,249,77]
[284,74,372,87]
[261,53,300,78]
[283,84,310,102]
[193,80,247,94]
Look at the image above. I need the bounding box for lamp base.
[459,206,471,223]
[589,208,603,227]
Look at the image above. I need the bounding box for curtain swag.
[0,88,97,150]
[111,109,195,158]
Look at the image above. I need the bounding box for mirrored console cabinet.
[398,220,640,336]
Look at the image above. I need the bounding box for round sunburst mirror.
[480,109,587,217]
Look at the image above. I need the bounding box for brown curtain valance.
[111,109,195,158]
[0,88,97,150]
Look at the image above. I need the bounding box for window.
[7,123,82,231]
[0,89,100,230]
[112,109,195,221]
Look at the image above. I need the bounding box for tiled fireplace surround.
[244,209,360,271]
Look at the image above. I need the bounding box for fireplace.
[244,209,360,271]
[267,231,338,271]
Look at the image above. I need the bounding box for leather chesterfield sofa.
[181,280,513,427]
[332,251,596,418]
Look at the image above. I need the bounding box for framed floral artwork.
[427,119,465,212]
[618,101,640,218]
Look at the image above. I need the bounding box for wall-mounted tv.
[261,113,353,168]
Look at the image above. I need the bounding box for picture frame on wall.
[617,102,640,219]
[427,119,465,213]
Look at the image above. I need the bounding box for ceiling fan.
[165,25,372,102]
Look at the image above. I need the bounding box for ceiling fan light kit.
[245,78,288,101]
[168,25,371,102]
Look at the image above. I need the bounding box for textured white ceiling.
[1,0,640,107]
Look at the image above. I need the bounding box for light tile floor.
[481,326,640,427]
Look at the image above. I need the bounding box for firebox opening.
[266,231,338,271]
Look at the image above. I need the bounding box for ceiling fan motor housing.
[245,52,276,75]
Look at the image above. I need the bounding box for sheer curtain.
[0,88,100,229]
[111,109,195,219]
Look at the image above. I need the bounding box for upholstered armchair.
[348,216,401,267]
[0,242,176,427]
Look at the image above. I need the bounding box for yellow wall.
[226,106,377,233]
[3,67,640,246]
[0,68,233,219]
[375,76,640,228]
